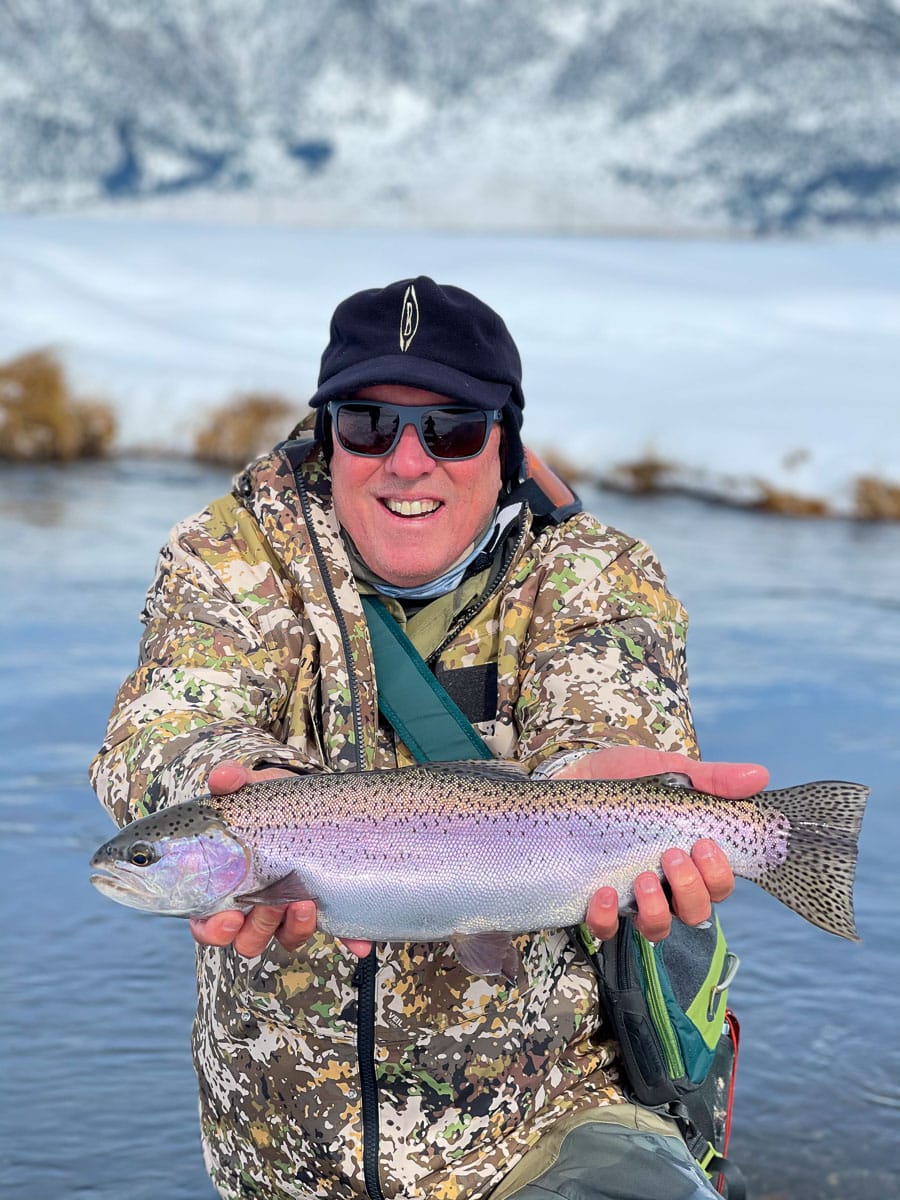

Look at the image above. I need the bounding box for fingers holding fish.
[585,885,621,940]
[689,760,770,801]
[190,900,369,958]
[230,905,298,956]
[339,937,375,958]
[586,870,675,945]
[190,909,246,947]
[278,904,377,958]
[272,905,372,959]
[552,744,769,801]
[659,846,714,931]
[276,901,319,951]
[646,842,734,935]
[690,838,735,903]
[191,904,308,955]
[208,761,253,796]
[208,760,300,796]
[585,842,734,943]
[633,871,676,942]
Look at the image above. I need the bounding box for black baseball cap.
[308,276,526,479]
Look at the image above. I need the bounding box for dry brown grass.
[599,454,838,517]
[603,454,678,495]
[193,392,309,466]
[751,485,831,517]
[535,446,900,523]
[0,349,116,461]
[854,475,900,521]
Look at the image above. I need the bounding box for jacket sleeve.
[90,505,319,827]
[510,518,698,770]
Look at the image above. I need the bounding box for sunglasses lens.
[421,409,489,458]
[334,404,400,455]
[333,403,490,459]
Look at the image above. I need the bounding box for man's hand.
[554,745,769,943]
[188,760,372,959]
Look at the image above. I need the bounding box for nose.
[385,423,436,477]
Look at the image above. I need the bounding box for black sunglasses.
[328,399,501,461]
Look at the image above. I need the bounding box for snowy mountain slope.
[1,0,899,233]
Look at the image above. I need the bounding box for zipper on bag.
[636,931,685,1079]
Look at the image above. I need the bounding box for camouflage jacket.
[91,440,698,1200]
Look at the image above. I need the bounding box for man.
[91,276,766,1200]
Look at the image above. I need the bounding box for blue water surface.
[1,460,898,1200]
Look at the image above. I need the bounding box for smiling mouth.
[382,498,442,517]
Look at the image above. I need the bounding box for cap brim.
[309,354,511,411]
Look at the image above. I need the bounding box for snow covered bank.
[1,216,898,516]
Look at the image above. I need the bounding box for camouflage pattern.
[91,440,698,1200]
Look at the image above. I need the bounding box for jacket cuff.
[530,748,599,778]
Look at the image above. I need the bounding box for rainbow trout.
[90,761,868,977]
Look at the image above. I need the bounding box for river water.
[1,457,898,1199]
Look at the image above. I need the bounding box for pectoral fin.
[451,931,521,985]
[236,871,317,906]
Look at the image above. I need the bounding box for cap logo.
[399,284,419,352]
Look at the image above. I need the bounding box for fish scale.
[90,761,869,977]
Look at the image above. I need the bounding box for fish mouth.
[90,868,147,897]
[90,869,151,903]
[89,869,201,917]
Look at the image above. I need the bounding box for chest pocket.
[432,661,498,724]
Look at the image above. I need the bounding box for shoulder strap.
[360,595,493,763]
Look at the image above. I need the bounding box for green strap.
[360,595,493,763]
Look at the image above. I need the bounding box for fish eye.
[128,842,157,868]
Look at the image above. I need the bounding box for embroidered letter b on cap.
[399,283,419,352]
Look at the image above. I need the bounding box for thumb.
[688,760,769,800]
[208,760,252,795]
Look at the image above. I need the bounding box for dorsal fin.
[417,760,531,781]
[634,772,695,789]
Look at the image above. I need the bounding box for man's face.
[330,384,503,587]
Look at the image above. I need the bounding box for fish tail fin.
[754,781,869,941]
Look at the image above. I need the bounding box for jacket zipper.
[427,511,530,667]
[295,471,367,766]
[295,469,385,1200]
[355,951,385,1200]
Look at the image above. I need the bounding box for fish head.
[89,802,251,917]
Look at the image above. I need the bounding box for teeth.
[385,498,441,517]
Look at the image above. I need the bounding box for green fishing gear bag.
[575,915,745,1197]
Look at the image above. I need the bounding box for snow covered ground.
[1,215,899,513]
